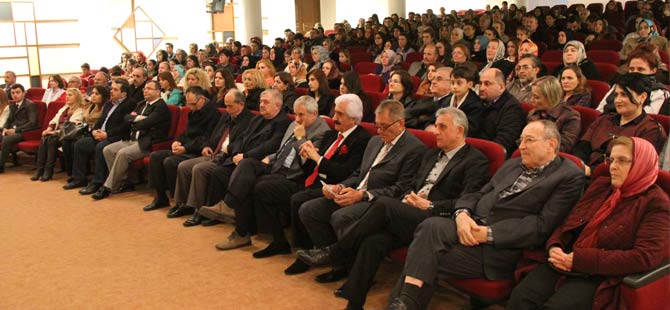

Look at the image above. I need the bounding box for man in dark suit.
[92,80,171,200]
[0,84,39,173]
[283,94,372,274]
[387,120,586,310]
[143,86,221,211]
[477,68,527,156]
[202,95,330,250]
[127,67,148,103]
[297,107,490,310]
[298,99,426,282]
[405,67,452,129]
[407,44,437,80]
[1,71,16,94]
[179,89,292,226]
[167,89,253,220]
[67,79,135,191]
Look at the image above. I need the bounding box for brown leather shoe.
[198,201,236,223]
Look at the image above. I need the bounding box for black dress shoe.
[315,266,347,283]
[63,180,86,190]
[200,218,221,226]
[183,213,203,227]
[79,184,100,195]
[143,199,169,211]
[167,205,195,218]
[115,182,135,193]
[297,246,333,267]
[92,187,111,200]
[284,259,310,275]
[39,169,53,182]
[344,301,363,310]
[31,169,44,181]
[253,241,291,259]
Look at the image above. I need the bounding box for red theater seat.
[26,87,46,102]
[353,62,379,75]
[571,106,601,137]
[586,80,610,108]
[16,101,55,154]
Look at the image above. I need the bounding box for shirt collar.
[441,142,466,160]
[387,129,405,147]
[339,124,358,140]
[610,110,647,126]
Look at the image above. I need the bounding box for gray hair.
[227,88,246,104]
[293,95,319,114]
[375,99,405,121]
[335,94,363,124]
[435,107,469,135]
[533,119,561,153]
[519,54,541,68]
[261,89,283,106]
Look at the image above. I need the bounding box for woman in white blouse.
[42,74,66,106]
[0,89,10,128]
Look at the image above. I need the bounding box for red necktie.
[305,133,343,187]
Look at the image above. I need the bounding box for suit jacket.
[454,156,585,280]
[223,111,292,166]
[341,130,426,200]
[177,102,221,154]
[205,108,253,153]
[127,81,146,104]
[405,95,449,129]
[268,117,329,180]
[477,90,527,157]
[545,177,670,310]
[93,97,136,142]
[410,145,490,217]
[127,99,171,151]
[5,99,39,133]
[302,125,372,185]
[441,89,485,137]
[408,61,427,79]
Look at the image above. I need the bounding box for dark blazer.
[412,145,490,217]
[282,89,300,113]
[177,102,221,154]
[269,117,329,180]
[303,125,372,185]
[424,90,485,137]
[127,81,146,104]
[94,97,136,142]
[405,95,448,129]
[244,87,263,111]
[477,90,527,156]
[455,156,585,280]
[341,130,426,200]
[224,111,292,165]
[205,108,253,153]
[314,92,336,116]
[5,99,39,133]
[128,99,171,151]
[546,177,669,310]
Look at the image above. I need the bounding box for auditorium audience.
[551,40,602,81]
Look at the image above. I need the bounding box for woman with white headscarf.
[374,49,402,89]
[479,38,514,78]
[308,45,330,72]
[551,40,602,81]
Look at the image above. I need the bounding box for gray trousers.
[173,156,217,208]
[102,140,147,190]
[0,133,23,167]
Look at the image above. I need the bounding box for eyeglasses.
[606,156,633,166]
[375,119,400,131]
[515,137,546,146]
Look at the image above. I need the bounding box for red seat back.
[543,61,562,76]
[586,80,610,108]
[353,62,379,75]
[572,105,602,137]
[349,53,371,65]
[174,106,190,138]
[295,87,308,96]
[407,128,436,148]
[594,63,618,82]
[466,137,507,176]
[520,102,534,115]
[404,52,422,64]
[541,50,563,63]
[320,116,335,129]
[359,74,383,92]
[26,87,46,102]
[586,50,621,66]
[589,39,623,51]
[648,114,669,135]
[166,105,180,138]
[40,101,63,130]
[358,122,377,136]
[365,91,385,111]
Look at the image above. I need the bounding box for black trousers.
[148,150,195,201]
[72,137,113,185]
[336,197,431,305]
[35,135,60,171]
[60,138,75,175]
[205,163,235,206]
[254,174,302,240]
[506,263,603,310]
[289,187,325,249]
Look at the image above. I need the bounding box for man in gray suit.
[1,84,39,173]
[1,71,17,94]
[407,44,438,80]
[200,95,330,250]
[300,99,426,282]
[388,120,586,310]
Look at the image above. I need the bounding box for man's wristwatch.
[427,203,434,211]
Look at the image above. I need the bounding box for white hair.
[335,94,363,124]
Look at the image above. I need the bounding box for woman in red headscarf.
[507,136,670,310]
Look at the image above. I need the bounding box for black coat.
[176,102,221,154]
[477,90,527,157]
[93,97,136,142]
[127,99,171,151]
[5,99,39,133]
[205,108,254,153]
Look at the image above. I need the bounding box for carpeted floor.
[0,164,472,309]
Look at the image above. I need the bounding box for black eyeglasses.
[375,119,400,131]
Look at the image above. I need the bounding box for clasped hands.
[171,141,186,155]
[321,184,363,207]
[403,191,431,210]
[455,212,488,246]
[547,246,574,272]
[299,141,320,162]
